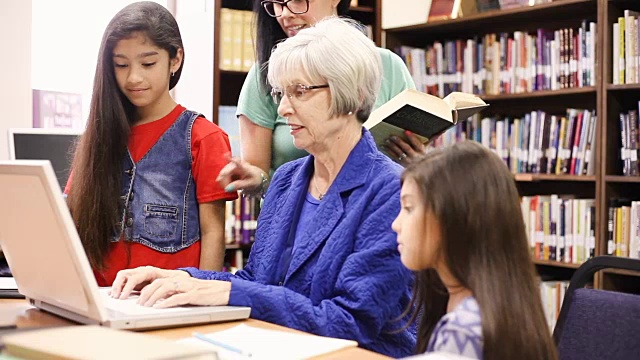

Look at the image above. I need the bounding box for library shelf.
[383,0,596,46]
[600,268,640,277]
[604,176,640,183]
[606,83,640,91]
[481,87,597,102]
[514,174,597,182]
[388,0,592,32]
[533,259,582,269]
[385,0,602,280]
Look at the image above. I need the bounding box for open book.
[363,89,488,154]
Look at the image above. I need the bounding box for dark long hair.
[66,1,184,269]
[253,0,351,90]
[403,141,557,359]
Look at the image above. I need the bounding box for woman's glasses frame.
[260,0,310,17]
[270,83,329,105]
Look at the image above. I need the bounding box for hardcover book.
[1,325,215,360]
[363,89,488,154]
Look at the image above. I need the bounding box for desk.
[0,299,389,359]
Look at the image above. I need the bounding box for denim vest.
[112,109,200,252]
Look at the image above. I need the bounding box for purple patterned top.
[426,297,483,359]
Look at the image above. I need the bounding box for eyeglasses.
[261,0,310,18]
[270,83,329,105]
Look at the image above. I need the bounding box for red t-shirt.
[66,105,237,286]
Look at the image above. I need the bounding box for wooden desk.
[0,299,389,359]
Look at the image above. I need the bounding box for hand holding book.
[383,130,426,165]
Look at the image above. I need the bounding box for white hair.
[267,16,382,123]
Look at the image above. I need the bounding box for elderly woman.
[109,17,415,357]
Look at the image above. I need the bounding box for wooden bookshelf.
[384,0,597,49]
[599,0,640,289]
[409,0,640,290]
[385,0,593,33]
[385,0,602,284]
[605,175,640,183]
[514,174,596,182]
[481,87,597,102]
[533,259,582,269]
[212,0,253,124]
[601,268,640,277]
[607,83,640,91]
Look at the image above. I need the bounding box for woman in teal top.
[229,0,425,196]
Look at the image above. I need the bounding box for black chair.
[553,256,640,360]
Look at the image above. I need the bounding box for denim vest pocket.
[143,204,179,238]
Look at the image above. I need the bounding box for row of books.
[430,109,597,176]
[606,200,640,259]
[539,280,569,331]
[224,196,261,247]
[612,10,640,85]
[619,107,640,176]
[521,196,596,264]
[219,9,254,72]
[395,22,596,97]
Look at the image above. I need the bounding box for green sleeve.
[235,63,279,130]
[375,47,416,109]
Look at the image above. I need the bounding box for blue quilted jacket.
[183,129,416,357]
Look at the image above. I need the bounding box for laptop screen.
[8,129,82,191]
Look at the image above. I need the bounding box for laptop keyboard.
[99,288,194,316]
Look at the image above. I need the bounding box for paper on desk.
[0,277,17,290]
[177,323,358,360]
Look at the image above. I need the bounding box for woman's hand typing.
[110,266,188,300]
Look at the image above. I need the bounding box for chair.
[553,256,640,360]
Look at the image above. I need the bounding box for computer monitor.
[7,128,82,191]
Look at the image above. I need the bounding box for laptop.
[7,127,82,191]
[0,160,251,330]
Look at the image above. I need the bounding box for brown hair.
[402,141,557,359]
[66,2,184,269]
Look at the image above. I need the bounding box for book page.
[365,89,453,131]
[178,324,357,360]
[442,92,487,109]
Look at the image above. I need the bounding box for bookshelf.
[384,0,612,290]
[600,0,640,292]
[213,0,253,123]
[212,0,383,122]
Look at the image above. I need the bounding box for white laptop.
[0,160,251,330]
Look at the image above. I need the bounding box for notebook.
[0,160,251,330]
[178,323,358,360]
